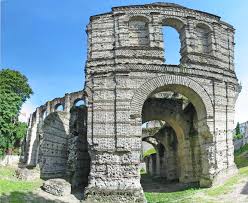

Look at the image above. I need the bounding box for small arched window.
[162,18,184,65]
[129,16,149,46]
[74,99,86,107]
[163,26,181,64]
[55,104,64,111]
[196,24,212,54]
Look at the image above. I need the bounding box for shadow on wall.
[38,111,69,179]
[38,106,90,191]
[67,106,90,191]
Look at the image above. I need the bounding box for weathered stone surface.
[42,178,71,196]
[0,155,19,166]
[21,2,241,203]
[15,167,40,181]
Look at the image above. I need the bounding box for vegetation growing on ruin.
[143,148,156,158]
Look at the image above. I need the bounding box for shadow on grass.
[0,190,84,203]
[241,182,248,195]
[141,174,199,193]
[0,191,63,203]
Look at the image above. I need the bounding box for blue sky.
[1,0,248,123]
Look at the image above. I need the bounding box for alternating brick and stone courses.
[22,3,241,202]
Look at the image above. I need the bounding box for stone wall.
[22,3,241,202]
[23,91,89,190]
[84,2,240,202]
[39,112,69,179]
[24,90,86,167]
[67,106,90,190]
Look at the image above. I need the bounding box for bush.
[234,133,243,140]
[143,148,156,158]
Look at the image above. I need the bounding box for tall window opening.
[129,16,149,46]
[196,24,211,54]
[163,26,181,65]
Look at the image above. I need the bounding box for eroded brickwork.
[84,3,240,202]
[22,3,241,203]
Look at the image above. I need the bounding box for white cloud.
[18,101,36,123]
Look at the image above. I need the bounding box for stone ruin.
[21,2,241,202]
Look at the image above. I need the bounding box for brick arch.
[128,15,151,23]
[161,17,186,32]
[195,22,213,32]
[130,75,214,121]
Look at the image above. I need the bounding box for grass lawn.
[0,166,43,202]
[0,144,247,202]
[145,144,248,203]
[145,166,248,203]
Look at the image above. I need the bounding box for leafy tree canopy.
[0,69,33,155]
[0,69,33,103]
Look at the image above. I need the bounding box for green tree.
[234,122,243,140]
[0,69,33,155]
[236,122,241,135]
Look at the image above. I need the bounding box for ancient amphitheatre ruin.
[21,2,240,202]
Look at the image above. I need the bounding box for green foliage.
[234,143,248,156]
[0,166,16,179]
[0,69,33,103]
[143,148,156,158]
[206,166,248,197]
[0,166,42,200]
[234,144,248,168]
[234,133,243,140]
[140,168,146,175]
[144,166,248,202]
[0,69,32,155]
[235,122,241,136]
[145,188,199,203]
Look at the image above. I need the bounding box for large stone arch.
[142,98,189,141]
[131,75,215,187]
[130,75,214,122]
[141,97,203,183]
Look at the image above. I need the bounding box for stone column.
[26,108,40,166]
[84,74,146,203]
[64,93,71,113]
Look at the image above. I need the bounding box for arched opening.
[162,26,181,65]
[69,98,89,190]
[131,76,215,190]
[74,99,86,107]
[55,104,64,111]
[162,18,185,65]
[140,90,202,192]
